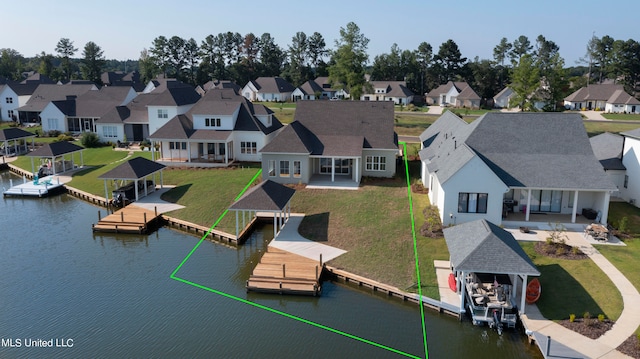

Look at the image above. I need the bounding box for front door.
[132,124,143,141]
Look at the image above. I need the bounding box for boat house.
[443,219,540,331]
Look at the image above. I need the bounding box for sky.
[4,0,639,66]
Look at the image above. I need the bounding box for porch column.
[225,142,228,165]
[235,210,239,238]
[520,275,528,314]
[571,190,579,223]
[273,213,277,239]
[187,142,192,163]
[331,157,335,182]
[151,141,155,161]
[103,180,109,203]
[134,179,139,202]
[144,177,148,197]
[459,270,465,310]
[160,171,164,188]
[526,189,532,222]
[355,157,359,182]
[601,192,611,225]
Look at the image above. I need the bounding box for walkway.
[517,230,640,358]
[269,214,347,262]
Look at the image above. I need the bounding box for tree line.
[1,24,638,109]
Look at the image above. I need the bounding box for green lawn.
[601,113,640,121]
[583,122,640,137]
[394,114,439,136]
[161,164,261,229]
[520,242,623,321]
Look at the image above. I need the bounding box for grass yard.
[394,114,439,136]
[161,164,261,229]
[583,122,640,137]
[520,242,623,321]
[601,113,640,121]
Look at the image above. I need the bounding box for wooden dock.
[92,205,162,234]
[247,247,323,296]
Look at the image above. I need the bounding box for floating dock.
[2,175,65,197]
[247,247,323,296]
[92,205,162,234]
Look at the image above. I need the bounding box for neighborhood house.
[260,101,398,185]
[419,111,617,226]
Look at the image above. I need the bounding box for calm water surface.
[0,171,542,358]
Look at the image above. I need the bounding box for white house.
[149,88,283,166]
[18,83,97,123]
[361,81,414,105]
[493,87,514,109]
[564,84,640,113]
[0,84,20,122]
[419,112,617,226]
[147,86,202,136]
[620,128,640,207]
[425,81,480,108]
[242,77,295,102]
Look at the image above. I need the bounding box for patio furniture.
[585,223,609,242]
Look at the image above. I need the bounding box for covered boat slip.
[443,219,540,332]
[97,157,166,206]
[0,128,36,157]
[26,141,85,177]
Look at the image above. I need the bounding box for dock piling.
[282,264,286,278]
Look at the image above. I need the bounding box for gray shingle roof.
[147,86,201,107]
[148,115,193,140]
[251,77,295,94]
[443,219,540,276]
[18,84,96,113]
[229,180,295,211]
[621,127,640,140]
[0,128,36,141]
[421,112,617,191]
[590,132,626,171]
[564,84,625,102]
[260,101,396,156]
[74,86,134,118]
[98,157,166,180]
[27,141,83,157]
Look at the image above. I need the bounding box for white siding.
[233,131,266,162]
[362,149,397,179]
[440,156,508,226]
[192,114,235,130]
[262,154,311,184]
[0,86,19,121]
[96,123,124,143]
[40,103,66,132]
[621,137,640,207]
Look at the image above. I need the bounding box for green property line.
[170,156,428,359]
[400,141,430,359]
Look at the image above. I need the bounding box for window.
[458,193,488,213]
[624,175,629,189]
[169,142,186,150]
[279,160,290,177]
[158,109,168,119]
[47,118,58,130]
[7,110,15,120]
[293,161,301,178]
[268,160,276,177]
[205,118,221,127]
[241,142,257,154]
[68,118,81,132]
[365,156,386,171]
[102,126,118,138]
[5,97,13,104]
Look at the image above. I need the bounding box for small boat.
[526,278,541,304]
[448,273,457,292]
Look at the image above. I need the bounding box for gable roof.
[18,84,97,113]
[74,86,135,118]
[366,81,414,97]
[261,101,396,156]
[97,157,166,180]
[621,127,640,140]
[229,180,296,211]
[147,86,201,107]
[426,81,476,98]
[421,112,617,191]
[590,132,626,171]
[98,92,157,124]
[608,89,640,105]
[296,79,323,96]
[0,128,36,141]
[443,219,540,276]
[27,141,83,157]
[564,84,626,102]
[250,77,295,94]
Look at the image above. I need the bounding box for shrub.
[598,314,605,322]
[571,246,580,255]
[583,311,591,320]
[618,216,628,233]
[47,130,61,138]
[555,246,566,256]
[80,132,101,148]
[569,313,576,322]
[56,134,74,142]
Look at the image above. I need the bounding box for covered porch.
[151,137,235,166]
[502,187,613,226]
[310,156,361,183]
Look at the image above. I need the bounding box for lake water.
[0,170,542,358]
